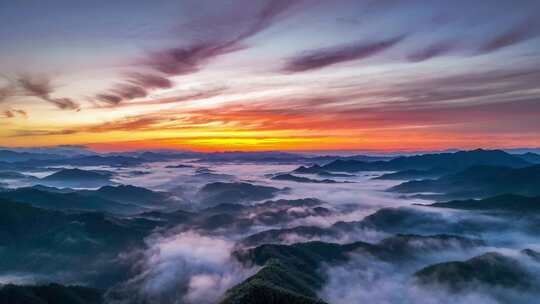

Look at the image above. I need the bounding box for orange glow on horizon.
[79,134,540,153]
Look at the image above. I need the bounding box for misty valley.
[0,148,539,304]
[2,0,540,302]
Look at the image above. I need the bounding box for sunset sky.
[1,0,540,152]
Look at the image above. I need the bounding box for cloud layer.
[1,0,540,150]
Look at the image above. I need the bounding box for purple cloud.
[11,129,78,137]
[95,94,123,105]
[144,43,236,76]
[144,0,301,76]
[112,84,148,100]
[93,73,172,105]
[127,73,173,89]
[91,0,301,107]
[479,20,539,54]
[283,35,406,72]
[407,40,456,62]
[17,76,80,111]
[17,76,51,97]
[49,98,81,110]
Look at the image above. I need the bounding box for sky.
[1,0,540,152]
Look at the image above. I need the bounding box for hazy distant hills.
[293,165,331,174]
[373,167,446,180]
[7,155,145,168]
[0,184,173,215]
[516,152,540,164]
[141,198,331,234]
[379,149,531,171]
[415,250,540,291]
[0,187,136,214]
[296,149,531,175]
[0,147,538,172]
[0,171,40,183]
[0,149,394,170]
[0,168,116,189]
[0,149,64,162]
[240,204,540,248]
[79,185,172,208]
[271,173,339,183]
[195,182,288,207]
[428,194,540,213]
[0,198,157,248]
[46,169,107,181]
[193,151,392,164]
[0,199,158,287]
[390,164,540,200]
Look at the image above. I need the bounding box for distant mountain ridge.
[0,149,64,162]
[0,184,172,214]
[296,149,531,174]
[139,198,331,234]
[390,164,540,200]
[271,173,339,183]
[82,185,172,207]
[40,168,114,188]
[0,148,393,170]
[515,152,540,164]
[415,251,539,291]
[42,168,112,181]
[427,194,540,212]
[195,182,288,207]
[373,167,446,180]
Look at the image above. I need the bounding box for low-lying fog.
[2,159,539,304]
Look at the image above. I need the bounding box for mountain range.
[0,198,159,287]
[0,184,173,215]
[271,174,339,184]
[390,164,540,200]
[427,194,540,213]
[295,149,531,175]
[222,234,483,304]
[195,182,289,207]
[415,250,540,291]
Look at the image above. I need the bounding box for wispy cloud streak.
[17,76,80,111]
[407,40,456,62]
[479,19,539,54]
[91,0,302,106]
[3,109,27,119]
[144,0,301,76]
[283,35,406,72]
